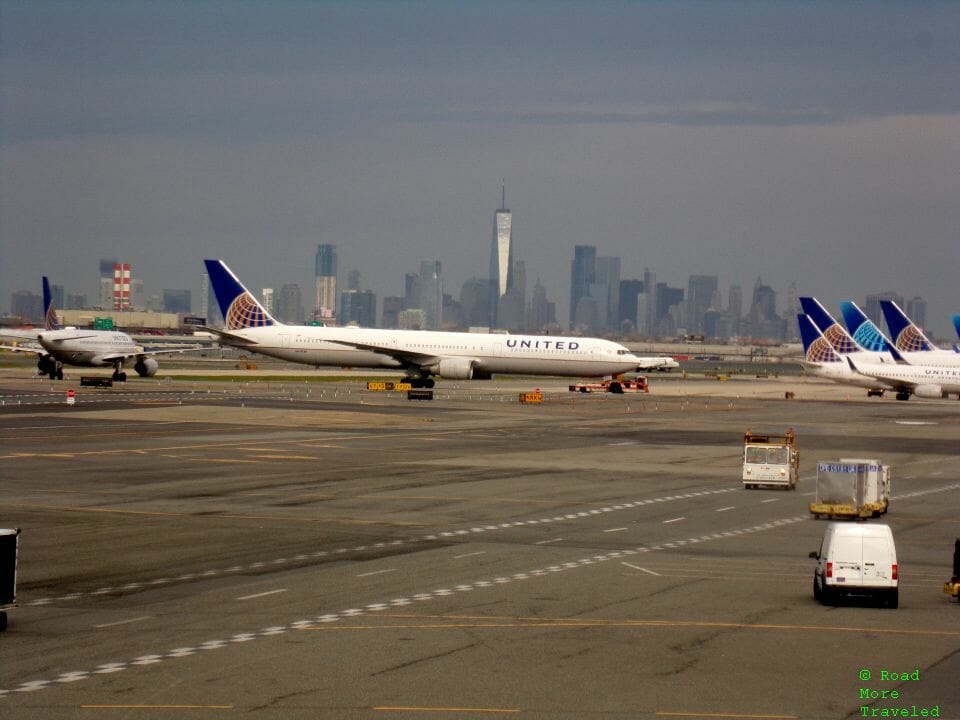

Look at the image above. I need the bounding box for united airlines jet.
[843,300,959,367]
[0,277,199,380]
[204,259,654,387]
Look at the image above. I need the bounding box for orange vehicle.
[568,376,648,394]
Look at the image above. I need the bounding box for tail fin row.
[204,259,278,330]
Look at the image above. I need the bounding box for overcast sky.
[1,1,958,335]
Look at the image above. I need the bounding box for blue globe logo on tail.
[226,293,272,330]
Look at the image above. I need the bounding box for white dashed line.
[715,506,736,512]
[236,589,288,601]
[94,616,152,629]
[622,563,660,576]
[662,517,686,524]
[356,569,396,578]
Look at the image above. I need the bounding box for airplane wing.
[845,357,908,389]
[199,326,261,347]
[0,343,46,357]
[0,329,41,342]
[100,345,204,362]
[321,337,440,367]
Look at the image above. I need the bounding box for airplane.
[846,354,960,401]
[635,356,680,372]
[204,258,659,386]
[799,297,896,363]
[881,300,960,364]
[796,314,890,397]
[0,277,200,381]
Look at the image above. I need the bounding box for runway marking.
[715,506,736,512]
[760,498,779,503]
[603,527,628,533]
[17,486,757,608]
[94,616,152,628]
[622,563,660,575]
[357,569,396,578]
[374,708,519,714]
[663,517,685,524]
[534,538,562,545]
[237,589,288,601]
[454,551,486,558]
[2,514,815,699]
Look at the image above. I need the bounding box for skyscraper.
[315,244,337,321]
[489,185,513,327]
[569,245,596,330]
[686,274,718,335]
[418,260,443,330]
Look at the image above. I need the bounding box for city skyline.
[6,248,949,345]
[2,3,957,334]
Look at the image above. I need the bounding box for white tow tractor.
[742,429,799,490]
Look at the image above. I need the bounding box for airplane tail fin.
[42,276,60,331]
[799,296,858,354]
[952,314,960,341]
[204,259,279,330]
[881,300,936,352]
[839,300,893,353]
[797,314,842,363]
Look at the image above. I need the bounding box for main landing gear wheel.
[112,371,127,382]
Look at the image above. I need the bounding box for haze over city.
[1,1,958,334]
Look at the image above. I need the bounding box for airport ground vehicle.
[568,376,648,394]
[0,528,20,631]
[810,522,898,608]
[809,459,891,519]
[945,539,960,603]
[742,429,798,489]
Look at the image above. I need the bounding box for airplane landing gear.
[406,376,436,389]
[112,371,127,382]
[895,390,911,401]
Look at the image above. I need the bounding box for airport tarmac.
[1,366,959,719]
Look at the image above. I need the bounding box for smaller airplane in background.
[0,277,200,380]
[797,314,889,397]
[635,356,680,372]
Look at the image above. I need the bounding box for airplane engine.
[912,384,943,399]
[434,357,476,380]
[134,358,159,377]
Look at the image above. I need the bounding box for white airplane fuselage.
[223,325,644,378]
[38,329,142,367]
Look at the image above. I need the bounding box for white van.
[810,522,898,608]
